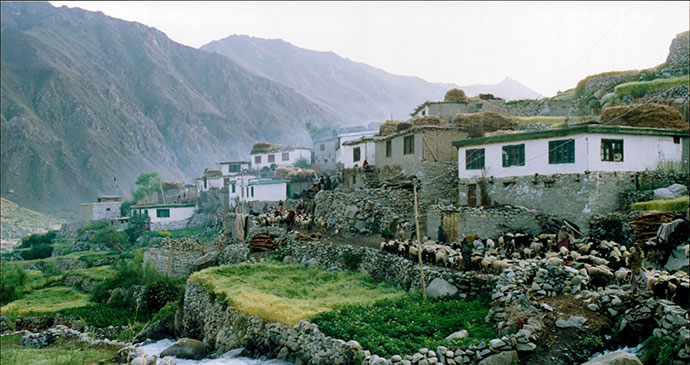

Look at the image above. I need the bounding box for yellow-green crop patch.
[1,286,90,316]
[190,262,404,326]
[632,196,689,212]
[514,116,566,125]
[1,335,119,365]
[62,265,115,281]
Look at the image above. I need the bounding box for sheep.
[585,265,614,288]
[530,240,543,254]
[523,248,533,259]
[491,259,511,273]
[614,267,632,285]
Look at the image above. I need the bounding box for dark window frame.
[465,148,485,170]
[386,140,392,157]
[601,139,624,162]
[156,208,170,218]
[255,155,261,164]
[548,139,575,164]
[320,144,325,151]
[268,154,275,163]
[353,147,361,162]
[502,144,525,167]
[403,135,415,155]
[282,152,289,161]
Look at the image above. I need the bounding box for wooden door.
[442,212,459,244]
[467,184,477,207]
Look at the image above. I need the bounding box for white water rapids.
[137,339,292,365]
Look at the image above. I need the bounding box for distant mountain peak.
[459,77,542,101]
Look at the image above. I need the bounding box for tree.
[132,172,161,202]
[1,264,27,305]
[295,157,309,169]
[305,121,337,141]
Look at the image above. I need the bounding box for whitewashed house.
[130,203,196,231]
[219,161,250,175]
[244,179,288,202]
[313,136,339,174]
[80,196,123,222]
[342,136,376,168]
[452,124,689,230]
[250,143,312,171]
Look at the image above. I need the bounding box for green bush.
[19,230,57,248]
[90,226,127,252]
[340,251,363,271]
[20,244,54,260]
[615,76,690,98]
[142,279,184,315]
[295,157,309,169]
[641,336,680,365]
[77,221,109,234]
[1,264,28,305]
[58,303,147,327]
[312,295,495,358]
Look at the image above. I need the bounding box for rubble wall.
[427,206,543,241]
[143,239,205,279]
[459,171,688,233]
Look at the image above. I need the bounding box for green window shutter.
[251,186,254,197]
[549,139,575,164]
[465,148,485,170]
[502,144,525,167]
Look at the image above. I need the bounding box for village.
[3,80,688,365]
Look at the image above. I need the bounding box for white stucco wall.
[219,162,249,175]
[250,148,312,170]
[244,181,287,202]
[457,133,687,179]
[342,141,376,168]
[196,176,225,193]
[135,205,196,224]
[337,131,377,165]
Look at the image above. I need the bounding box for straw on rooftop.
[444,88,468,102]
[274,167,317,182]
[251,142,285,154]
[453,111,517,138]
[600,103,688,129]
[379,120,413,136]
[410,115,446,126]
[204,168,222,177]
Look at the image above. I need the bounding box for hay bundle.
[204,168,222,177]
[600,103,688,129]
[379,120,413,136]
[410,115,446,126]
[251,142,284,154]
[453,112,517,138]
[161,181,184,190]
[444,88,468,102]
[274,167,317,182]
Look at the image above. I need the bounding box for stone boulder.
[427,278,458,298]
[556,316,587,328]
[193,251,218,271]
[653,188,677,200]
[445,330,469,341]
[160,338,207,360]
[667,183,688,197]
[581,350,642,365]
[478,350,518,365]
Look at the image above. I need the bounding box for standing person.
[286,209,296,229]
[557,226,571,251]
[325,176,332,191]
[629,242,647,294]
[437,226,446,244]
[262,202,269,213]
[461,239,473,271]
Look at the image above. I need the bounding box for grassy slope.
[0,335,118,365]
[632,196,689,212]
[1,286,90,316]
[190,262,404,325]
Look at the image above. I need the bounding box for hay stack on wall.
[453,112,517,138]
[251,142,285,154]
[600,103,688,129]
[409,115,446,126]
[444,88,468,102]
[274,167,317,182]
[204,168,223,177]
[379,120,413,136]
[161,181,184,190]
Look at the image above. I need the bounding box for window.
[320,144,325,151]
[673,136,680,144]
[386,140,392,157]
[549,139,575,164]
[229,165,240,173]
[282,152,289,161]
[251,186,254,197]
[353,147,361,162]
[403,135,415,155]
[106,208,111,212]
[255,156,261,164]
[601,139,623,162]
[232,183,236,193]
[324,159,328,163]
[203,177,207,189]
[465,148,485,170]
[156,209,170,218]
[268,154,275,163]
[502,144,525,167]
[224,178,230,187]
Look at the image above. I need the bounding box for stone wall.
[427,205,545,241]
[459,171,689,233]
[143,238,205,279]
[183,281,365,364]
[503,99,573,117]
[665,31,689,75]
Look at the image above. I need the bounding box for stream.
[137,339,292,365]
[587,342,644,360]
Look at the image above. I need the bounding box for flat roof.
[374,125,465,142]
[131,203,196,209]
[248,179,287,185]
[452,125,688,148]
[218,161,250,165]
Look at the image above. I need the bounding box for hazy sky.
[50,1,688,97]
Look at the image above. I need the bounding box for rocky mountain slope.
[1,2,337,214]
[0,197,62,242]
[201,35,456,123]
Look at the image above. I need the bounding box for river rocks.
[477,350,518,365]
[217,243,249,265]
[427,278,458,298]
[193,251,219,271]
[160,338,207,360]
[556,316,587,328]
[581,350,642,365]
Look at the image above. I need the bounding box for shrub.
[295,157,309,169]
[340,251,363,271]
[142,279,184,315]
[90,226,127,252]
[77,221,109,234]
[19,230,57,248]
[20,244,54,260]
[1,264,28,305]
[641,336,680,365]
[59,303,147,327]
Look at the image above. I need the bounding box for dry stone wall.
[143,238,205,279]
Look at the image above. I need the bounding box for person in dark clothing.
[461,239,473,271]
[437,226,446,244]
[286,210,296,229]
[325,176,332,191]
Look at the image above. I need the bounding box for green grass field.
[615,76,689,98]
[0,335,118,365]
[190,262,404,325]
[632,196,689,212]
[1,286,90,316]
